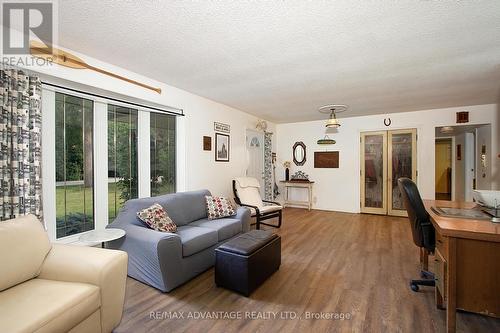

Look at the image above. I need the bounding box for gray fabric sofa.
[106,189,251,292]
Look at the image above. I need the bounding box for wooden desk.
[280,181,314,211]
[424,200,500,333]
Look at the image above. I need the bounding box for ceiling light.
[326,114,341,128]
[319,104,348,128]
[317,135,336,145]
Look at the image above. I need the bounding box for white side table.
[79,229,126,248]
[280,180,314,211]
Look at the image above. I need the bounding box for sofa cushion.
[0,278,100,333]
[176,225,218,257]
[159,190,211,226]
[0,214,52,291]
[190,218,242,242]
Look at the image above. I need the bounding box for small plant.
[283,161,291,168]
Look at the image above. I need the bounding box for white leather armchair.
[0,215,128,333]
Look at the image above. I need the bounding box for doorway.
[435,138,452,201]
[435,124,492,202]
[246,129,265,196]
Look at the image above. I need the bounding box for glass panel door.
[107,105,138,221]
[150,113,176,196]
[388,129,417,216]
[360,131,387,214]
[55,93,94,238]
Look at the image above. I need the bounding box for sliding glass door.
[55,93,94,238]
[52,90,178,239]
[108,105,138,221]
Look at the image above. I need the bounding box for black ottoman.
[215,230,281,296]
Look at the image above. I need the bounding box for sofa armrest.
[235,206,251,232]
[38,244,128,333]
[106,224,183,292]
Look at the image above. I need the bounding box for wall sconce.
[256,120,268,132]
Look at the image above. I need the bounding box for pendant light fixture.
[317,135,336,145]
[318,104,348,128]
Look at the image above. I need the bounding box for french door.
[360,129,417,216]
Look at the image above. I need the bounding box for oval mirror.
[293,141,306,166]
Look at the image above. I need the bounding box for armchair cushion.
[0,278,100,333]
[248,204,283,216]
[234,177,264,208]
[176,225,218,257]
[234,177,261,188]
[0,214,51,292]
[190,218,242,242]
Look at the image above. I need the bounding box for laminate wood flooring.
[115,208,500,333]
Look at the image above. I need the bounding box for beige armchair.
[0,215,128,333]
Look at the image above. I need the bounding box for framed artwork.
[215,133,230,162]
[314,151,339,168]
[456,111,469,123]
[203,136,211,151]
[214,122,230,133]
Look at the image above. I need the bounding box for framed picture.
[314,151,339,168]
[203,136,211,151]
[215,133,230,162]
[214,122,230,133]
[456,111,469,123]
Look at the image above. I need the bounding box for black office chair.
[398,177,436,292]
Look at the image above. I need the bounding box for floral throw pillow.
[205,196,236,220]
[137,203,177,233]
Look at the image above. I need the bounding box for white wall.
[19,44,274,201]
[276,104,498,213]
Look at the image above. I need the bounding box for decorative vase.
[285,168,290,181]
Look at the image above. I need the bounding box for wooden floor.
[115,208,500,333]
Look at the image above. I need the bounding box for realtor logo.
[1,1,56,55]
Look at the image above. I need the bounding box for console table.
[280,180,314,211]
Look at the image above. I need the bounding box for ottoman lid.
[218,230,278,256]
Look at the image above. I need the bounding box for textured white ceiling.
[57,1,500,123]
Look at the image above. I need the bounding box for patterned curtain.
[263,132,273,200]
[0,68,42,221]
